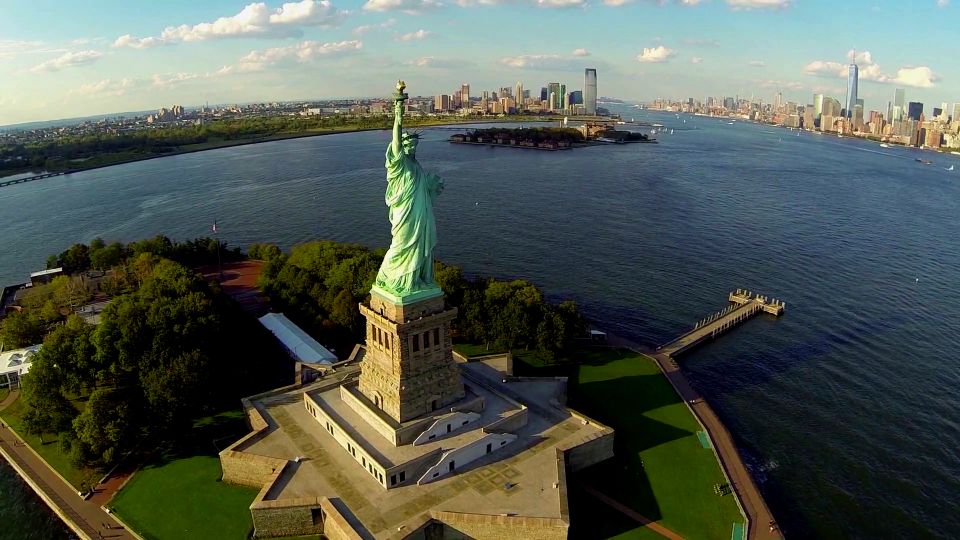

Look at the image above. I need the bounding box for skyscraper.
[515,82,524,111]
[584,68,598,115]
[813,94,824,125]
[894,88,905,121]
[558,84,566,110]
[953,103,960,122]
[547,82,561,110]
[907,102,923,121]
[460,84,470,109]
[540,87,548,102]
[845,62,859,119]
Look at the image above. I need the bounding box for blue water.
[1,108,959,538]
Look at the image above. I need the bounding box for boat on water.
[670,129,674,135]
[880,143,890,148]
[915,158,932,165]
[837,134,844,138]
[596,137,621,144]
[947,165,955,171]
[652,123,664,127]
[727,121,735,125]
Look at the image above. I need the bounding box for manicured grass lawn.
[0,395,97,490]
[111,409,259,540]
[111,455,258,540]
[567,348,744,540]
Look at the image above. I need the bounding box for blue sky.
[0,0,955,125]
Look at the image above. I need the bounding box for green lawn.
[0,387,9,402]
[111,455,258,540]
[110,410,259,540]
[566,348,744,540]
[0,395,98,490]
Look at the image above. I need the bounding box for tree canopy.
[258,241,587,362]
[19,254,289,469]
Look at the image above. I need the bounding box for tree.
[20,352,77,438]
[0,311,46,348]
[71,388,136,465]
[90,241,125,270]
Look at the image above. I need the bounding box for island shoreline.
[0,117,557,185]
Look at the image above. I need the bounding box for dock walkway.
[0,172,66,188]
[658,290,785,358]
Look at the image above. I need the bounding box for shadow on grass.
[148,409,250,468]
[568,464,660,540]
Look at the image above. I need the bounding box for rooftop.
[258,312,336,364]
[233,360,608,538]
[0,345,40,376]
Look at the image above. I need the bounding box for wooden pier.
[658,289,785,358]
[0,171,66,188]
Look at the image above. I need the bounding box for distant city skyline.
[0,0,957,126]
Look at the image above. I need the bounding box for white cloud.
[113,35,169,49]
[29,50,102,72]
[353,18,395,34]
[760,79,803,91]
[937,0,948,7]
[151,72,200,88]
[0,40,66,61]
[500,54,590,70]
[572,48,590,57]
[749,60,765,67]
[726,0,790,9]
[536,0,587,6]
[73,78,138,97]
[363,0,442,13]
[396,29,432,41]
[268,0,348,24]
[124,1,347,45]
[889,66,938,88]
[605,0,701,5]
[404,56,467,68]
[804,49,939,88]
[234,40,362,72]
[636,46,676,63]
[691,56,702,64]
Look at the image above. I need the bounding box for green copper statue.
[373,81,444,303]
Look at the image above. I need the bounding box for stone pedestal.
[359,288,465,425]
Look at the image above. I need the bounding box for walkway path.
[604,333,783,540]
[0,396,138,540]
[579,483,684,540]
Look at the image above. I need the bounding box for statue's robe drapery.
[375,143,444,296]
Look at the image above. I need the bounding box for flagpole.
[213,219,222,282]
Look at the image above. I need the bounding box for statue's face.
[402,136,418,155]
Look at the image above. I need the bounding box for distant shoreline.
[0,117,557,183]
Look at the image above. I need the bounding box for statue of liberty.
[373,81,444,302]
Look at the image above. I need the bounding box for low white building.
[258,313,336,364]
[0,345,40,389]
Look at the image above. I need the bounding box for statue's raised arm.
[391,80,406,156]
[372,80,444,303]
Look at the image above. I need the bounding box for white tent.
[258,313,336,364]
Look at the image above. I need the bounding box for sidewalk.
[0,395,138,540]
